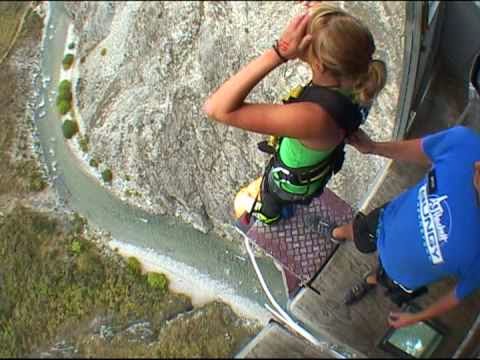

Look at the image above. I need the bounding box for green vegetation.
[125,189,142,197]
[147,273,169,292]
[58,79,72,97]
[71,212,87,234]
[62,119,79,139]
[57,99,71,115]
[127,256,142,275]
[100,48,107,56]
[89,158,99,168]
[68,42,75,50]
[75,301,259,358]
[71,239,82,255]
[102,168,113,183]
[62,53,74,70]
[14,160,47,192]
[56,80,73,115]
[0,12,259,356]
[0,206,194,358]
[78,135,89,152]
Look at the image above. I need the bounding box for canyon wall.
[64,1,405,238]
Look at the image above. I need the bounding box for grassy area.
[0,206,259,358]
[0,206,193,357]
[0,3,260,358]
[74,301,258,358]
[0,3,45,196]
[0,2,29,62]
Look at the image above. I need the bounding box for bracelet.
[272,40,288,63]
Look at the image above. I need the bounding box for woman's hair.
[305,3,387,105]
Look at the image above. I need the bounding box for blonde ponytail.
[354,60,387,105]
[305,3,387,106]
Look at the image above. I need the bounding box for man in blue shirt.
[331,125,480,329]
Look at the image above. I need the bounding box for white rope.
[239,230,346,359]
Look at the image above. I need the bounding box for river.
[32,1,287,323]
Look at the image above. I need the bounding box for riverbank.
[0,3,261,357]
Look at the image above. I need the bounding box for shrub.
[56,91,72,105]
[29,175,47,192]
[79,135,89,153]
[62,119,79,139]
[147,272,169,292]
[127,257,142,275]
[68,42,75,50]
[100,48,107,56]
[57,99,72,115]
[71,240,82,255]
[125,189,141,197]
[58,79,72,94]
[72,212,87,234]
[89,158,99,168]
[102,169,113,183]
[56,80,73,115]
[62,54,74,70]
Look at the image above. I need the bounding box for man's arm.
[347,129,432,167]
[388,290,460,328]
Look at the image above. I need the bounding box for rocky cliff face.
[64,1,405,238]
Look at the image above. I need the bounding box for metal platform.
[236,189,353,298]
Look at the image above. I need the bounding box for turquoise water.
[33,1,287,319]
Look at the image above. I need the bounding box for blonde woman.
[203,3,387,225]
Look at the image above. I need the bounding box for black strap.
[284,82,364,136]
[257,82,363,199]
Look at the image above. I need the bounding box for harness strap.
[284,82,364,136]
[270,138,341,186]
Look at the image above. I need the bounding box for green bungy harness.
[252,82,371,224]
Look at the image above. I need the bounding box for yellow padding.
[234,177,262,219]
[281,85,304,103]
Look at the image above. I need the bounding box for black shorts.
[352,205,384,254]
[353,205,429,306]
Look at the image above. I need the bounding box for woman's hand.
[346,129,376,154]
[277,12,312,61]
[302,1,323,10]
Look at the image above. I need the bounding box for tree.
[62,54,74,70]
[57,99,72,115]
[62,119,79,139]
[102,169,113,183]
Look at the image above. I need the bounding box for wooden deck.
[238,56,480,360]
[289,157,428,358]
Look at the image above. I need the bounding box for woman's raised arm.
[202,12,336,138]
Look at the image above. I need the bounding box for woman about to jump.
[203,3,387,225]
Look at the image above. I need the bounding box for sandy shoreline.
[53,15,268,325]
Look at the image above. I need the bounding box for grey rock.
[65,1,405,238]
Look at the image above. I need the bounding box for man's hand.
[389,290,460,329]
[474,161,480,205]
[346,129,376,154]
[388,311,420,329]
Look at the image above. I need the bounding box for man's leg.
[332,223,354,241]
[344,268,379,305]
[329,208,383,253]
[333,206,386,305]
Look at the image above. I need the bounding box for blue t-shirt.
[377,126,480,300]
